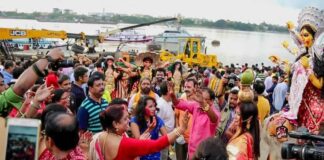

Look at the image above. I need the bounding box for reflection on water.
[0,19,296,66]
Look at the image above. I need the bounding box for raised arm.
[0,49,64,117]
[204,104,218,123]
[13,48,64,96]
[118,58,137,69]
[170,92,195,113]
[124,111,189,157]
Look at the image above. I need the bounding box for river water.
[0,18,296,66]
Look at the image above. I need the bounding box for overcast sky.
[0,0,323,25]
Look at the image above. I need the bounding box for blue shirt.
[272,82,288,111]
[131,116,165,160]
[71,83,86,112]
[77,97,108,133]
[1,70,13,85]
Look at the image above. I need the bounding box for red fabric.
[39,146,85,160]
[298,82,324,133]
[46,72,59,89]
[8,108,18,117]
[236,133,254,160]
[203,77,209,87]
[8,102,45,117]
[114,135,169,160]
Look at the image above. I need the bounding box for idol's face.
[300,28,314,48]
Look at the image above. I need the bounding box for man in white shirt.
[157,81,175,133]
[264,69,273,92]
[157,81,175,160]
[272,76,288,112]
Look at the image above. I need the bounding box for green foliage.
[0,10,287,33]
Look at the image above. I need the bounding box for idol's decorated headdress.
[297,6,324,32]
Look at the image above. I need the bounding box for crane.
[0,28,104,59]
[102,17,179,36]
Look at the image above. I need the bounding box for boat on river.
[151,29,206,53]
[104,30,153,42]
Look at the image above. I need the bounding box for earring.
[247,123,251,130]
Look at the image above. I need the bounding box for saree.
[227,133,254,160]
[39,146,85,160]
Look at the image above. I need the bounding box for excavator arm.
[0,28,103,42]
[0,28,68,40]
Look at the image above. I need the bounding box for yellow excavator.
[159,38,219,68]
[0,27,104,59]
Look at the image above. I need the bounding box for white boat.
[104,30,153,42]
[152,29,206,53]
[154,29,205,43]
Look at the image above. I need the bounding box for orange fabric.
[228,133,254,160]
[176,93,192,142]
[175,109,192,143]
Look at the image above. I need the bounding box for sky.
[0,0,323,25]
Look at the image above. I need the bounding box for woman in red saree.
[226,102,260,160]
[89,104,189,160]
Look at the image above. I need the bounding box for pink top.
[176,100,220,159]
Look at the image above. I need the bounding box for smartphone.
[5,118,41,160]
[149,116,153,124]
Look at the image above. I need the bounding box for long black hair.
[104,58,115,72]
[170,61,183,75]
[135,96,157,130]
[239,102,260,158]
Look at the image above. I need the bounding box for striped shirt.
[77,97,108,133]
[256,73,266,81]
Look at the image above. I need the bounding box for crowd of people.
[0,6,323,160]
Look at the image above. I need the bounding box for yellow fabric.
[257,96,270,124]
[102,90,111,103]
[208,75,222,96]
[133,90,157,109]
[140,69,153,80]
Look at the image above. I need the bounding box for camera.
[281,130,324,160]
[227,73,238,88]
[49,59,74,71]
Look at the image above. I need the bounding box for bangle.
[20,113,26,118]
[32,64,45,77]
[174,128,181,137]
[17,110,25,118]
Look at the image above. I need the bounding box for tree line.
[0,10,287,33]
